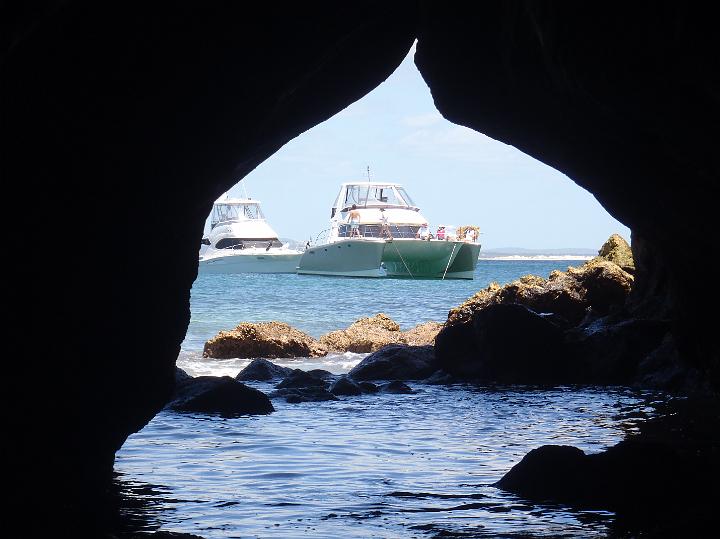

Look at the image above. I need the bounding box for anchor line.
[441,243,458,280]
[391,241,414,279]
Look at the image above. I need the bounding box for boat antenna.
[238,178,249,199]
[364,165,371,208]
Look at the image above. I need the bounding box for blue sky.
[220,43,631,251]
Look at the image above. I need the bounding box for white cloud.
[398,124,520,163]
[401,111,443,127]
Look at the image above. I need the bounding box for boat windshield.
[211,202,264,228]
[341,184,416,210]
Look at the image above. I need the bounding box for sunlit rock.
[595,233,634,273]
[203,321,328,359]
[319,313,404,353]
[446,242,634,327]
[402,321,443,345]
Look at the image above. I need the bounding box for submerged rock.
[167,375,274,416]
[235,358,294,381]
[270,387,338,403]
[378,380,414,393]
[330,376,363,396]
[275,369,329,389]
[348,344,437,381]
[202,321,327,359]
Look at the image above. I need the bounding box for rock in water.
[167,376,274,416]
[203,321,327,359]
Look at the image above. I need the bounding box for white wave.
[176,350,367,378]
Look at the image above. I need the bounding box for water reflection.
[113,384,667,538]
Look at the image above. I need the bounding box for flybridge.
[210,198,265,229]
[332,182,419,213]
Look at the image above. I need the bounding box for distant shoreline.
[479,255,593,261]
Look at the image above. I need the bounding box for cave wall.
[3,1,418,507]
[4,0,718,519]
[415,1,719,383]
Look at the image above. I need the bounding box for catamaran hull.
[443,242,482,279]
[198,251,303,274]
[381,239,477,279]
[297,239,387,278]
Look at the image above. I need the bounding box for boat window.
[342,184,411,208]
[211,202,264,226]
[396,187,415,207]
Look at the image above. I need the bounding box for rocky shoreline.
[171,234,718,536]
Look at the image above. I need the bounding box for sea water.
[114,260,665,538]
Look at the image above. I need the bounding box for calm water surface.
[116,260,664,538]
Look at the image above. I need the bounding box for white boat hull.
[297,238,387,278]
[198,248,303,274]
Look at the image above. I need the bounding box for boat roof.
[213,196,261,205]
[340,181,403,187]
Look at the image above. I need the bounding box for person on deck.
[417,222,430,240]
[379,208,392,238]
[348,204,361,237]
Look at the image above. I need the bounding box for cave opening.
[112,43,641,538]
[6,4,718,537]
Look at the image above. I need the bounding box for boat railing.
[338,223,420,239]
[308,228,330,247]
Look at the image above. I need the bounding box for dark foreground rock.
[167,376,274,416]
[330,376,363,396]
[275,369,330,389]
[436,304,570,383]
[236,358,294,381]
[348,344,437,381]
[496,397,720,536]
[270,387,339,403]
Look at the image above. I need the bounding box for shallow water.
[115,259,662,537]
[116,384,663,538]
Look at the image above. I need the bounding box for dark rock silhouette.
[167,376,274,416]
[275,369,329,389]
[348,344,437,381]
[330,376,363,396]
[236,358,294,381]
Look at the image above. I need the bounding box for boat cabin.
[205,196,283,249]
[330,182,426,239]
[210,198,264,229]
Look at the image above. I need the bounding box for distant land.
[480,247,597,256]
[479,247,596,260]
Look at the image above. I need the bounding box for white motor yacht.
[198,193,303,274]
[324,181,481,279]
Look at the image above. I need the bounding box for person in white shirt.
[417,222,430,240]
